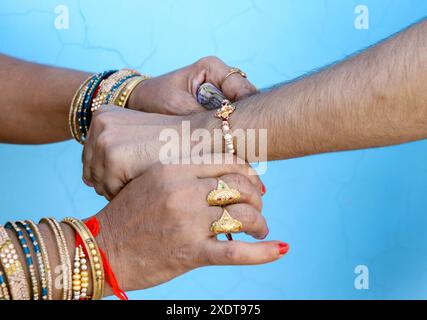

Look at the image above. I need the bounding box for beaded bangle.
[215,100,237,154]
[79,247,89,299]
[79,70,117,139]
[72,246,81,300]
[0,226,30,300]
[112,75,150,108]
[71,245,89,300]
[0,270,11,300]
[104,73,139,104]
[70,71,117,144]
[75,77,95,143]
[62,218,104,300]
[17,221,49,300]
[25,220,52,300]
[40,218,72,300]
[5,222,39,300]
[91,69,140,113]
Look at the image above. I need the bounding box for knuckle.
[230,174,251,190]
[91,111,112,130]
[104,145,122,170]
[198,55,222,67]
[224,243,240,263]
[204,248,217,266]
[271,245,280,258]
[164,188,185,214]
[240,207,258,226]
[157,164,176,179]
[89,165,99,179]
[94,185,106,197]
[172,244,195,268]
[96,132,114,150]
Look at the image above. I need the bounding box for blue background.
[1,0,427,299]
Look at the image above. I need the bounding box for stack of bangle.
[69,69,150,144]
[40,218,72,300]
[63,217,105,300]
[215,99,237,154]
[0,217,108,300]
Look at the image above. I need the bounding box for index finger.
[197,57,257,102]
[190,154,263,194]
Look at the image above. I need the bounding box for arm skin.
[0,55,255,144]
[4,159,283,299]
[81,18,427,199]
[192,18,427,161]
[0,55,90,144]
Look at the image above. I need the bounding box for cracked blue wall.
[1,0,427,299]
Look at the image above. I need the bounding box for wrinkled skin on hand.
[95,159,289,292]
[128,56,257,115]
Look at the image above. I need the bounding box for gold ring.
[220,68,247,87]
[207,179,241,206]
[210,209,243,234]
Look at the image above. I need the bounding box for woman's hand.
[95,159,288,293]
[83,106,188,198]
[127,56,256,115]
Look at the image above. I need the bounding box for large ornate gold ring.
[220,68,247,87]
[210,209,243,234]
[207,179,241,206]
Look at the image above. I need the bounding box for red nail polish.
[278,243,289,255]
[261,182,266,195]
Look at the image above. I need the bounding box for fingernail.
[278,243,289,255]
[82,176,93,187]
[261,182,266,195]
[262,227,269,240]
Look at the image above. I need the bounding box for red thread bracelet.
[75,216,128,300]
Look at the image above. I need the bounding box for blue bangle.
[16,221,49,300]
[79,70,117,140]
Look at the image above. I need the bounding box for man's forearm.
[196,19,427,161]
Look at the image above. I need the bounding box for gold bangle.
[91,69,140,113]
[215,100,236,154]
[0,226,30,300]
[25,220,53,300]
[69,76,93,144]
[39,218,72,300]
[112,75,150,108]
[62,218,104,300]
